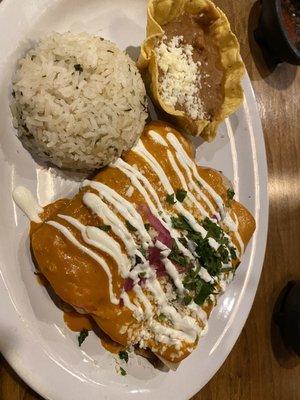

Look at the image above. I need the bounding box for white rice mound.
[11,32,148,171]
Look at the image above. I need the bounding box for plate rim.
[0,1,269,399]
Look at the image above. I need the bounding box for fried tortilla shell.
[138,0,245,140]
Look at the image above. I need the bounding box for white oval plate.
[0,1,268,399]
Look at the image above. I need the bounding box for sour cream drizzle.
[12,186,43,223]
[13,128,247,350]
[165,132,244,254]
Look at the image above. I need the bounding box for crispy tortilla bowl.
[138,0,245,141]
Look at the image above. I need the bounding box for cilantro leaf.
[227,188,235,200]
[120,367,127,376]
[144,223,150,231]
[183,267,214,306]
[176,189,187,203]
[158,313,166,322]
[229,246,237,260]
[99,224,111,232]
[194,281,214,306]
[125,220,137,232]
[166,193,176,205]
[183,295,192,305]
[168,244,188,267]
[78,329,89,347]
[118,351,129,363]
[171,215,193,232]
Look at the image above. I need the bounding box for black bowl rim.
[276,0,300,58]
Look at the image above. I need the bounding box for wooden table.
[1,0,299,399]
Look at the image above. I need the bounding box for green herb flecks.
[144,223,150,231]
[229,246,237,260]
[168,243,188,268]
[158,313,166,322]
[176,189,187,203]
[99,224,111,232]
[74,64,83,73]
[120,367,127,376]
[202,217,224,242]
[125,220,137,232]
[227,188,235,201]
[183,295,193,305]
[135,247,147,265]
[166,193,176,205]
[118,351,129,363]
[183,267,214,306]
[78,329,89,347]
[171,215,194,233]
[172,214,236,278]
[188,232,227,276]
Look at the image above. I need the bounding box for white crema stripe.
[57,214,131,277]
[133,141,208,238]
[82,192,137,257]
[112,158,194,259]
[83,180,152,245]
[46,220,119,305]
[13,186,43,223]
[166,132,245,254]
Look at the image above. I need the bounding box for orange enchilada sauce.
[30,121,255,363]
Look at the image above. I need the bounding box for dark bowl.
[254,0,300,65]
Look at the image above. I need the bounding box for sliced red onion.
[211,213,221,222]
[157,231,173,249]
[138,204,173,249]
[148,246,167,276]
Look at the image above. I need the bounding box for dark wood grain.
[1,1,299,399]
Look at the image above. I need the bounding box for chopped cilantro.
[99,224,111,232]
[178,237,188,247]
[166,193,176,205]
[171,215,193,232]
[144,223,150,231]
[196,180,203,188]
[227,188,235,200]
[125,220,137,232]
[118,350,129,363]
[158,313,166,322]
[176,189,187,203]
[202,217,223,241]
[139,247,147,257]
[135,247,146,265]
[139,271,146,278]
[78,329,89,347]
[183,295,192,305]
[188,232,223,276]
[194,281,214,306]
[229,246,237,260]
[172,215,234,277]
[168,244,188,267]
[120,367,127,376]
[74,64,83,73]
[183,267,214,306]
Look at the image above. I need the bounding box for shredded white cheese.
[155,35,205,120]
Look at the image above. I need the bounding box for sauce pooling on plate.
[15,121,255,364]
